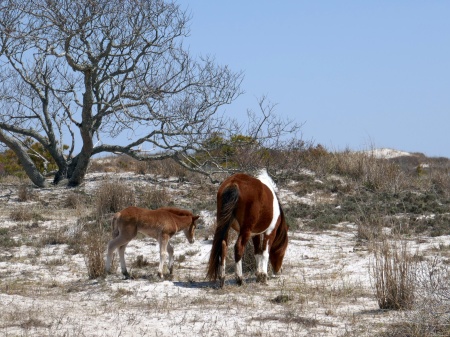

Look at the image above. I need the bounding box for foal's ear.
[193,215,200,221]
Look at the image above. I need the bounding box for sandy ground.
[0,172,448,337]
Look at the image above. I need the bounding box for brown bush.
[17,184,34,202]
[82,219,111,279]
[139,187,172,209]
[95,179,135,216]
[372,239,416,310]
[9,207,41,222]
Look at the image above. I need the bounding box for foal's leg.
[158,234,170,278]
[167,242,174,275]
[234,232,251,286]
[118,244,131,278]
[106,236,130,275]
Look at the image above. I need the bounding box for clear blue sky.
[178,1,450,158]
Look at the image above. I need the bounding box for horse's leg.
[219,240,228,288]
[257,236,270,284]
[252,234,263,279]
[234,232,251,286]
[118,243,131,279]
[106,235,130,275]
[158,234,170,279]
[167,241,174,275]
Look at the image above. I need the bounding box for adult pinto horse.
[207,170,289,287]
[105,206,199,279]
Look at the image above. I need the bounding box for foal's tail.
[111,212,120,239]
[207,183,240,281]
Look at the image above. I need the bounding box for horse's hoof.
[256,273,268,284]
[157,272,164,279]
[236,277,243,286]
[219,277,225,288]
[122,271,131,280]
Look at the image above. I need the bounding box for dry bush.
[64,192,88,209]
[0,228,19,248]
[324,151,405,192]
[9,207,42,222]
[82,219,111,279]
[139,187,172,209]
[133,160,150,175]
[377,257,450,337]
[95,179,135,216]
[356,213,384,242]
[144,158,193,181]
[371,239,416,310]
[17,184,34,202]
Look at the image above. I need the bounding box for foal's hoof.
[256,273,268,285]
[122,271,131,280]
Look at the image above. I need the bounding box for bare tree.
[0,0,298,187]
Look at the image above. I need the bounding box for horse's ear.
[193,215,200,221]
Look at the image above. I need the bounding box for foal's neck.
[172,214,192,231]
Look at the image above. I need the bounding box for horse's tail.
[207,183,240,281]
[111,212,120,239]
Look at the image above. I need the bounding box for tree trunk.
[68,70,95,187]
[0,130,48,187]
[68,148,91,187]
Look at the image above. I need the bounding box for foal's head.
[183,215,200,244]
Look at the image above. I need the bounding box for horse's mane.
[256,169,278,193]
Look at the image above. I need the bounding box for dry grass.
[138,187,172,209]
[9,206,43,223]
[17,184,34,202]
[371,239,416,310]
[81,219,111,279]
[95,178,135,216]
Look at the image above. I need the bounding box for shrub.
[82,219,110,279]
[9,207,42,222]
[372,239,416,310]
[139,187,172,209]
[95,179,135,216]
[64,192,88,209]
[17,184,34,202]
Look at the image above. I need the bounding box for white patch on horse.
[261,244,270,274]
[257,169,280,236]
[235,259,243,278]
[254,254,262,274]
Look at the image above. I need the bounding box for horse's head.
[184,215,199,244]
[270,207,289,274]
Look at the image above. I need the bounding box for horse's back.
[218,173,276,233]
[218,173,266,202]
[159,207,193,218]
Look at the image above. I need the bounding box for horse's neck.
[172,215,191,231]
